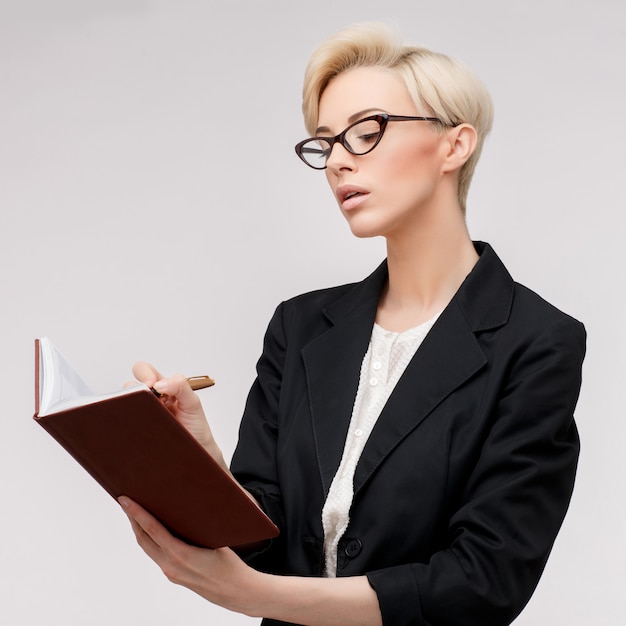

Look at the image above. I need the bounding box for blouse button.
[354,429,363,437]
[369,377,378,386]
[372,361,382,371]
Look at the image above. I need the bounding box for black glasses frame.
[294,113,444,170]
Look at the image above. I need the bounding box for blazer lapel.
[353,298,486,495]
[302,262,386,497]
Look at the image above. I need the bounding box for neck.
[376,204,478,332]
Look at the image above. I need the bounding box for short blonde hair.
[302,22,494,211]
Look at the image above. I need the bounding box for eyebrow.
[315,108,386,135]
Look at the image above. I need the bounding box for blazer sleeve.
[367,316,586,626]
[231,303,288,547]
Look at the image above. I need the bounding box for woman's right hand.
[132,361,228,472]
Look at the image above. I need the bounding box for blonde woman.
[121,23,585,626]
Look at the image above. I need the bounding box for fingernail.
[153,380,168,394]
[118,496,130,509]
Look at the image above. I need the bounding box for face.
[316,66,453,239]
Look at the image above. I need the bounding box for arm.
[368,316,586,625]
[119,497,382,626]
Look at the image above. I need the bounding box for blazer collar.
[321,242,513,332]
[303,242,514,496]
[455,241,514,331]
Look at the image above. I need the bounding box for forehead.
[317,66,417,131]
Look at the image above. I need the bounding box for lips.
[336,184,370,210]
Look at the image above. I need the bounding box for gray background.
[1,1,623,624]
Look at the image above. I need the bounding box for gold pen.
[186,375,215,390]
[151,375,215,398]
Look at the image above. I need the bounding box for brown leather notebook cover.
[33,340,279,549]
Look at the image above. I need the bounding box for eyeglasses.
[294,113,444,170]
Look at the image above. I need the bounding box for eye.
[346,118,382,152]
[357,132,379,144]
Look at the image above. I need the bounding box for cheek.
[379,137,442,182]
[380,142,443,208]
[406,138,441,171]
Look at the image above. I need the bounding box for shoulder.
[481,280,588,379]
[271,281,360,343]
[509,281,586,341]
[461,241,585,339]
[282,281,358,315]
[276,260,387,329]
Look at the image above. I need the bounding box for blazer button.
[344,538,362,558]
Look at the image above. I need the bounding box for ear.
[441,124,477,173]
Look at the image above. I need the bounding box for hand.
[119,497,382,625]
[132,362,227,471]
[119,496,261,616]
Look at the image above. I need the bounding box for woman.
[120,22,585,626]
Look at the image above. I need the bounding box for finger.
[132,361,163,387]
[119,496,177,551]
[120,504,183,584]
[119,496,199,586]
[152,373,202,413]
[127,510,161,552]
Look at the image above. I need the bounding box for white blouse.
[321,315,439,577]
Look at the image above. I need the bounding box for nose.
[325,141,356,173]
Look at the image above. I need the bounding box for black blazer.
[231,242,585,626]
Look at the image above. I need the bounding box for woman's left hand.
[118,496,261,616]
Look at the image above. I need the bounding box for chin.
[344,213,382,239]
[343,213,392,240]
[346,222,383,239]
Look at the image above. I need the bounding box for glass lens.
[344,118,382,155]
[300,139,331,169]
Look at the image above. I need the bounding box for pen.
[186,375,215,390]
[151,375,215,398]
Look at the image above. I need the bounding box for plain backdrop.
[1,1,624,624]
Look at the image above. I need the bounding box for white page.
[37,338,148,416]
[39,337,93,412]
